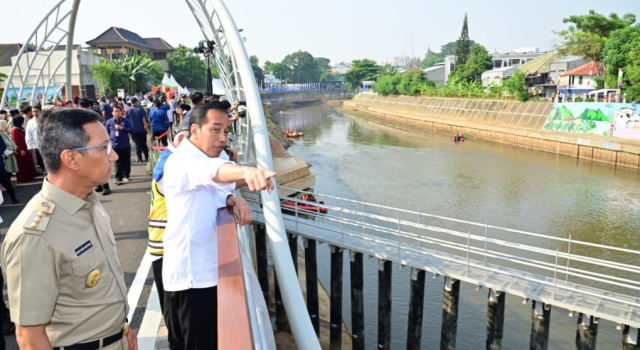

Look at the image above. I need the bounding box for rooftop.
[518,53,564,75]
[560,62,598,77]
[552,56,583,64]
[86,27,173,52]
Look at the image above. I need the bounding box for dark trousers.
[153,130,168,147]
[113,147,131,181]
[164,287,218,350]
[131,132,149,161]
[151,258,166,315]
[0,167,16,202]
[34,149,45,174]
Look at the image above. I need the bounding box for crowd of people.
[0,89,263,350]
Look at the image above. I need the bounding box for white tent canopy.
[212,79,226,96]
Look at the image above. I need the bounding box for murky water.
[276,105,640,350]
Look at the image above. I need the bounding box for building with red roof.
[558,62,598,94]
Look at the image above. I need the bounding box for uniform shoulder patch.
[22,210,52,233]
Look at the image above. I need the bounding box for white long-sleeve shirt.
[162,138,235,291]
[25,117,38,150]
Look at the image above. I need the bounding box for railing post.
[440,277,460,350]
[350,251,365,350]
[330,245,343,350]
[566,235,572,282]
[621,326,639,350]
[487,289,505,350]
[304,238,319,336]
[378,259,393,350]
[274,271,288,331]
[575,313,598,350]
[529,301,551,350]
[254,224,270,306]
[288,233,298,275]
[406,268,426,350]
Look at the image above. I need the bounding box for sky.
[1,0,639,66]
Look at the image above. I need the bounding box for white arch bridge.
[3,1,640,350]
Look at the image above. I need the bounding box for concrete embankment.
[344,94,640,170]
[264,106,316,197]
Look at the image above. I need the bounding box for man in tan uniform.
[1,108,138,350]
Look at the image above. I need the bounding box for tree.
[314,57,331,81]
[454,13,471,72]
[556,10,636,78]
[282,50,320,83]
[440,39,476,56]
[344,59,379,90]
[250,55,265,86]
[379,64,398,76]
[603,26,640,88]
[454,44,493,82]
[504,70,529,102]
[115,51,163,94]
[624,45,640,101]
[398,71,428,96]
[166,44,217,90]
[420,53,444,69]
[374,74,401,95]
[90,59,127,95]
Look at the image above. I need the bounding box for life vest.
[148,179,166,256]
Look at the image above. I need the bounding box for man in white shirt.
[162,102,276,349]
[25,105,45,174]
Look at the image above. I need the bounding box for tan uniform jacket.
[1,180,128,347]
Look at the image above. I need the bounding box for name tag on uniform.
[74,240,93,257]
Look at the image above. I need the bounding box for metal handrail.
[279,186,640,255]
[244,199,640,311]
[241,190,640,300]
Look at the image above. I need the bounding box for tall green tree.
[440,39,476,56]
[250,55,265,85]
[379,64,398,76]
[602,26,640,88]
[166,44,219,90]
[282,50,320,83]
[556,10,636,78]
[374,74,401,95]
[454,14,471,72]
[453,44,493,82]
[264,61,291,83]
[115,52,163,94]
[314,57,331,81]
[624,45,640,101]
[344,59,379,90]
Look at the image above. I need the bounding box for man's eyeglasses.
[71,140,112,156]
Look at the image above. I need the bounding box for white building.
[481,66,516,87]
[424,63,445,85]
[0,43,101,103]
[445,49,551,83]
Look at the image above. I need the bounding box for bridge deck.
[252,209,640,329]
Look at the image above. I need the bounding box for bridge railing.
[244,186,640,300]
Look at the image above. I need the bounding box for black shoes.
[95,185,103,193]
[102,188,112,196]
[11,197,18,204]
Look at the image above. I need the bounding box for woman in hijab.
[0,120,18,174]
[11,116,36,182]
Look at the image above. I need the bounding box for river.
[275,104,640,350]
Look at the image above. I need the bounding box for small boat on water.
[283,128,304,138]
[281,194,328,214]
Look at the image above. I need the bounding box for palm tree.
[115,51,161,94]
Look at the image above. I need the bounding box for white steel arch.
[1,0,320,349]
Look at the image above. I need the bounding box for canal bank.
[344,95,640,170]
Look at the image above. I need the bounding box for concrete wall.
[344,94,640,170]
